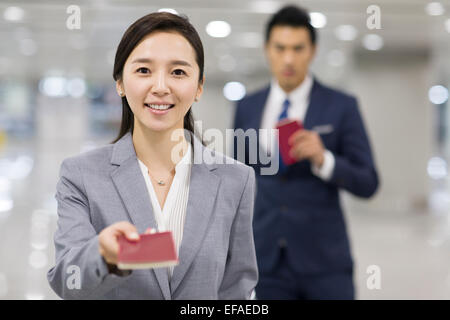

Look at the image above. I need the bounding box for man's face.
[265,26,316,93]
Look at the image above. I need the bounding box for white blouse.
[137,143,192,279]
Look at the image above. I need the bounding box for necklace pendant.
[157,180,165,186]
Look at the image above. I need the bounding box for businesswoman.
[47,12,258,299]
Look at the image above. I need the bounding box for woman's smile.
[144,102,175,115]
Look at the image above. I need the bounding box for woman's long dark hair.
[112,12,204,144]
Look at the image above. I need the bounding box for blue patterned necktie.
[278,98,291,122]
[277,98,291,174]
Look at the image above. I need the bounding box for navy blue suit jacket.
[232,78,379,275]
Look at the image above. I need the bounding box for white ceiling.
[0,0,449,85]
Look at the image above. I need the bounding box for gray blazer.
[47,132,258,299]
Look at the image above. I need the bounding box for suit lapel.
[110,133,171,300]
[242,86,270,168]
[303,79,326,130]
[170,133,220,294]
[249,86,270,131]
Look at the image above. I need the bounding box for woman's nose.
[151,71,170,96]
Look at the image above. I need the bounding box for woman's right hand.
[98,221,140,265]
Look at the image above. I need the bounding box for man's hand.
[288,129,325,167]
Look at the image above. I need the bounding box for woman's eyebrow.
[131,58,152,64]
[131,58,192,67]
[170,60,193,68]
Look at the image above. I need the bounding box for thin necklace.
[147,168,174,186]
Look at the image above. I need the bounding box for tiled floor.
[0,137,449,300]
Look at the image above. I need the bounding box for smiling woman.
[47,11,258,300]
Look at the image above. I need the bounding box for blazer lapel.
[170,133,220,294]
[110,133,171,300]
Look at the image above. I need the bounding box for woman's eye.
[137,67,150,74]
[172,69,186,76]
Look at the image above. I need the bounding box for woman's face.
[117,31,203,133]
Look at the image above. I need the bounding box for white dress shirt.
[138,142,192,279]
[259,75,335,181]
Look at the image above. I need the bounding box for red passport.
[117,231,179,270]
[276,119,304,165]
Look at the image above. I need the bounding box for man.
[233,5,379,299]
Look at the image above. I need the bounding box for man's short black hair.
[265,5,316,45]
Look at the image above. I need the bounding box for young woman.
[47,12,258,299]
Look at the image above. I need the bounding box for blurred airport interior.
[0,0,449,299]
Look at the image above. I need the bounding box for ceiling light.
[206,21,231,38]
[428,85,449,105]
[335,25,358,41]
[362,34,384,51]
[4,6,24,22]
[39,77,67,97]
[425,2,445,16]
[223,82,246,101]
[249,1,281,14]
[427,157,447,179]
[67,78,86,98]
[310,12,327,28]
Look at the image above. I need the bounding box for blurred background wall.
[0,0,449,299]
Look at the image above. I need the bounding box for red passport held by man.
[117,231,179,270]
[276,119,304,165]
